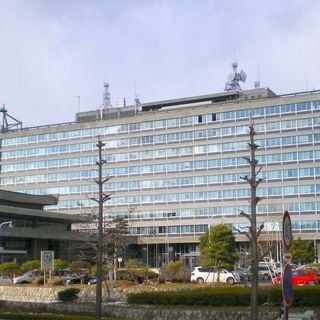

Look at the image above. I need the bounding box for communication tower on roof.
[102,82,113,109]
[0,104,22,132]
[225,62,247,91]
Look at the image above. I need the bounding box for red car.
[272,268,320,286]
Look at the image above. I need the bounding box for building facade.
[0,189,89,263]
[0,87,320,266]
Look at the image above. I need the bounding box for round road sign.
[282,263,293,307]
[282,211,292,251]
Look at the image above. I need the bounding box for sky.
[0,0,320,127]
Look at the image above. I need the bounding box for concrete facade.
[0,189,89,262]
[0,87,320,266]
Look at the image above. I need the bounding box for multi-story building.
[1,84,320,267]
[0,189,88,263]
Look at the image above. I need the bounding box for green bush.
[54,259,69,270]
[57,288,80,301]
[128,285,320,307]
[20,260,41,273]
[0,262,20,278]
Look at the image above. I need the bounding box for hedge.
[57,288,80,301]
[128,285,320,307]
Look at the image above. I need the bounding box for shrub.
[20,260,41,273]
[128,285,320,307]
[57,288,80,301]
[0,262,20,278]
[54,259,68,270]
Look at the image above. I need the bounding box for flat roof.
[0,205,88,223]
[0,189,58,206]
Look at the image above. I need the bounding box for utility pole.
[240,123,264,320]
[91,139,111,320]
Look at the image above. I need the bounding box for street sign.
[283,252,292,263]
[282,211,292,252]
[282,263,293,307]
[41,250,54,271]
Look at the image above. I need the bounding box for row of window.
[129,219,320,236]
[103,133,320,163]
[1,149,319,176]
[2,100,320,147]
[4,131,318,165]
[4,166,319,193]
[106,201,320,220]
[19,183,320,208]
[2,115,320,160]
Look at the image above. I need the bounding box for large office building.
[1,72,320,266]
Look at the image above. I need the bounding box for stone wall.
[0,300,280,320]
[0,286,315,320]
[0,286,59,302]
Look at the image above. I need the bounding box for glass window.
[266,122,280,131]
[297,102,311,112]
[265,105,280,115]
[282,152,297,162]
[281,104,296,114]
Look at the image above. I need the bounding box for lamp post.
[0,221,13,254]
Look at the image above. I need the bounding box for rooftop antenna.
[225,62,247,91]
[133,81,141,114]
[254,63,260,88]
[0,104,22,132]
[76,95,81,113]
[102,82,112,109]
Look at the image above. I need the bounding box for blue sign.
[282,263,293,306]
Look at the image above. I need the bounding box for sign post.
[282,211,293,320]
[41,250,54,285]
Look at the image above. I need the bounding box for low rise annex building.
[0,84,320,266]
[0,189,89,263]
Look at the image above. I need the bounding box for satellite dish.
[240,70,247,82]
[227,70,236,82]
[224,62,247,91]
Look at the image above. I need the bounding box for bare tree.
[237,123,264,320]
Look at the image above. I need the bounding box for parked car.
[64,273,93,285]
[0,275,12,285]
[258,264,273,280]
[13,269,78,284]
[190,267,240,284]
[87,274,109,285]
[234,263,278,282]
[234,267,251,282]
[272,268,320,286]
[13,269,41,284]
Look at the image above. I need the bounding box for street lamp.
[0,221,13,251]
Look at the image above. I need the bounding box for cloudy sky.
[0,0,319,127]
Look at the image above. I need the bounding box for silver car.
[13,269,78,284]
[13,269,41,284]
